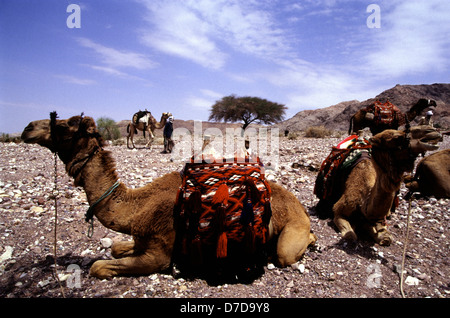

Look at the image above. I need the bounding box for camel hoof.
[342,231,357,242]
[377,233,392,246]
[89,260,116,279]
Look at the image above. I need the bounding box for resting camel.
[315,128,441,245]
[21,114,316,279]
[126,111,170,149]
[348,99,436,135]
[404,149,450,199]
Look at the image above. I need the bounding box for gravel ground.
[0,134,449,299]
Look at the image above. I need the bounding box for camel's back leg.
[276,222,316,267]
[127,125,136,149]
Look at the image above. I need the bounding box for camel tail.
[127,124,130,134]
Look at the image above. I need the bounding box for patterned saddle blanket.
[367,100,405,127]
[314,135,372,201]
[173,156,272,268]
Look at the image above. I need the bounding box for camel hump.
[132,110,151,124]
[370,100,404,126]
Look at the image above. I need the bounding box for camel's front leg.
[144,128,154,149]
[333,199,357,241]
[89,249,171,279]
[111,241,135,258]
[364,221,392,246]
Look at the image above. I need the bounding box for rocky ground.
[0,134,449,299]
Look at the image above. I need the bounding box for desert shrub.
[0,133,21,143]
[304,126,332,138]
[97,117,121,141]
[287,132,301,140]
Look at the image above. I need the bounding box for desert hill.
[278,83,450,132]
[115,83,450,139]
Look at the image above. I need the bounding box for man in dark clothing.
[162,115,174,153]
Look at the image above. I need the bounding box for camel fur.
[127,112,170,149]
[404,149,450,199]
[348,99,436,135]
[315,129,441,246]
[21,115,315,279]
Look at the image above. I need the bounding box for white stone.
[100,237,113,248]
[404,276,420,286]
[0,246,13,263]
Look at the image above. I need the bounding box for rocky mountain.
[278,83,450,132]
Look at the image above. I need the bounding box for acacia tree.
[208,95,287,130]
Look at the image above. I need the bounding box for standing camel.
[126,111,171,149]
[348,99,437,135]
[21,114,315,280]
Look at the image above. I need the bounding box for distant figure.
[162,115,174,153]
[284,129,289,137]
[418,110,434,127]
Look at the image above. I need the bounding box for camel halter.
[84,181,120,237]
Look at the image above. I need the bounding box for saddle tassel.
[216,204,228,258]
[212,181,229,259]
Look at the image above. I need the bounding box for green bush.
[96,117,121,141]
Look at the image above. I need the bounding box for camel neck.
[68,149,133,234]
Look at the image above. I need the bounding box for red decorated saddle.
[368,100,405,127]
[173,156,272,270]
[314,135,372,201]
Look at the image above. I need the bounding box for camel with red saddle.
[21,114,315,279]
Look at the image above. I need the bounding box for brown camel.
[21,114,315,279]
[126,111,170,149]
[348,99,437,135]
[315,128,441,245]
[404,149,450,199]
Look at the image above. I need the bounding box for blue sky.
[1,0,449,133]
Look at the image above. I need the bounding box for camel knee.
[333,215,357,241]
[111,241,135,258]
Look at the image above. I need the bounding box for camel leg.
[333,199,357,241]
[89,249,171,279]
[363,221,392,246]
[111,241,135,258]
[144,128,154,149]
[127,126,136,149]
[276,222,316,267]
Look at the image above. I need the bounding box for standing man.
[162,115,174,153]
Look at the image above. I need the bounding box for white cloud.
[138,1,227,69]
[76,37,157,70]
[364,0,450,77]
[54,74,96,86]
[185,88,223,110]
[137,0,294,69]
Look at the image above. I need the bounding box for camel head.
[21,115,104,164]
[409,125,443,145]
[414,99,437,113]
[369,129,440,173]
